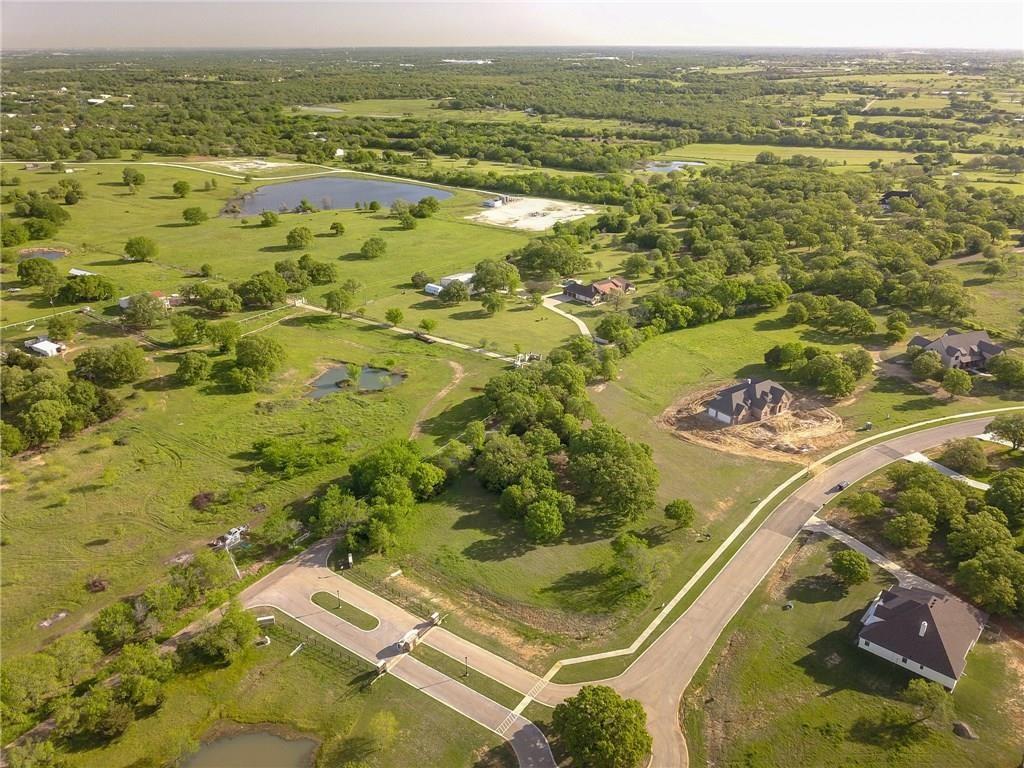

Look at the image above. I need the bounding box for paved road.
[606,416,998,768]
[240,544,556,768]
[241,415,1010,768]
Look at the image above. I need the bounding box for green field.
[683,536,1023,768]
[63,610,509,768]
[658,143,922,171]
[0,316,502,656]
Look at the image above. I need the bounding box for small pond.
[181,731,317,768]
[18,248,68,261]
[307,364,405,399]
[643,160,707,173]
[236,176,452,215]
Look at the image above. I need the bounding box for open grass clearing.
[0,315,502,656]
[682,535,1023,768]
[312,591,380,631]
[656,142,922,171]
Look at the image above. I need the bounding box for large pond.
[237,177,452,215]
[182,732,317,768]
[644,160,707,173]
[307,364,405,399]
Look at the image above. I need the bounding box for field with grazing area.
[0,316,502,655]
[63,610,509,768]
[657,143,922,170]
[683,536,1024,768]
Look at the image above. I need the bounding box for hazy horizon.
[3,1,1023,52]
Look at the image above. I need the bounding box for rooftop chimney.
[919,621,928,637]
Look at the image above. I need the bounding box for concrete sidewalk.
[904,451,991,490]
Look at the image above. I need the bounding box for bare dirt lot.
[466,196,597,231]
[658,382,851,464]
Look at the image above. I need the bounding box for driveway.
[542,294,592,337]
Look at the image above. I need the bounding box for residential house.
[857,586,986,690]
[705,379,792,425]
[563,276,636,305]
[908,329,1004,371]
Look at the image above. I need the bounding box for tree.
[20,400,65,446]
[988,413,1024,450]
[205,321,242,353]
[911,351,944,380]
[821,364,857,398]
[73,343,146,387]
[176,351,212,385]
[172,180,191,198]
[411,270,432,289]
[940,438,987,475]
[398,211,417,230]
[17,257,59,286]
[1,423,27,458]
[552,685,652,768]
[92,601,137,651]
[235,336,285,376]
[664,499,695,528]
[830,549,872,586]
[843,491,883,517]
[182,206,208,225]
[124,236,158,262]
[941,368,972,399]
[122,168,145,186]
[985,468,1024,527]
[360,236,387,259]
[569,424,658,523]
[285,226,314,249]
[884,512,933,549]
[894,488,939,522]
[1,653,60,715]
[5,740,63,768]
[418,318,437,335]
[42,631,102,686]
[170,313,206,346]
[476,433,532,491]
[324,288,356,314]
[524,500,564,543]
[480,292,506,315]
[329,221,345,236]
[989,354,1024,389]
[903,678,951,724]
[384,308,404,327]
[122,292,167,328]
[46,313,78,342]
[260,211,279,227]
[233,271,288,307]
[438,280,469,305]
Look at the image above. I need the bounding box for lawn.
[940,257,1024,337]
[657,143,922,172]
[1,161,602,355]
[63,610,510,768]
[682,536,1023,768]
[0,315,503,656]
[312,591,380,631]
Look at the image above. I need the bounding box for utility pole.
[464,656,469,678]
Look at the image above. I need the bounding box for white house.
[24,337,65,357]
[440,272,476,294]
[857,586,986,690]
[334,148,346,159]
[68,268,96,277]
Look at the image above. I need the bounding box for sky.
[2,0,1022,51]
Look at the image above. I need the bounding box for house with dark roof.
[907,329,1004,371]
[857,586,986,690]
[563,276,635,305]
[705,379,792,426]
[880,190,914,209]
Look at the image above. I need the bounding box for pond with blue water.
[236,176,452,215]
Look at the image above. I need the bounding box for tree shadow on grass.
[539,566,639,614]
[848,707,931,750]
[473,742,517,768]
[327,736,376,765]
[786,574,846,604]
[157,222,194,229]
[339,252,370,262]
[416,396,489,443]
[258,244,299,253]
[753,315,793,332]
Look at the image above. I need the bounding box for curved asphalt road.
[241,415,1009,768]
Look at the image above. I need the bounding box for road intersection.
[241,410,1021,768]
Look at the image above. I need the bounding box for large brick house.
[908,329,1004,371]
[705,379,792,426]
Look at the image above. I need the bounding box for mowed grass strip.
[411,643,525,710]
[312,591,380,631]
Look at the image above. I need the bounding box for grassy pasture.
[657,142,922,171]
[683,536,1023,768]
[0,316,502,655]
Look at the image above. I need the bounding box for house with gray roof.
[705,378,792,426]
[857,586,986,690]
[907,329,1004,371]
